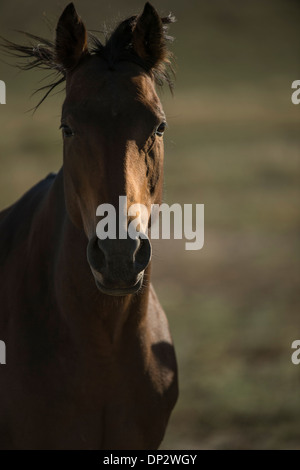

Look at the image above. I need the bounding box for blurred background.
[0,0,299,449]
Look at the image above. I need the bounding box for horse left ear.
[132,2,169,69]
[55,3,88,71]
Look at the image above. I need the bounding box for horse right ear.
[132,2,175,71]
[55,3,88,71]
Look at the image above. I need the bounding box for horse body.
[0,2,178,449]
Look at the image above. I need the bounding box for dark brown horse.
[0,3,178,449]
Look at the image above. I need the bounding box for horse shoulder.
[145,283,179,407]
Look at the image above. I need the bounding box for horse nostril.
[88,235,151,278]
[87,236,105,273]
[134,236,152,273]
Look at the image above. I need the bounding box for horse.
[0,2,178,450]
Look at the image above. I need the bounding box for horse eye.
[155,122,167,137]
[60,124,74,138]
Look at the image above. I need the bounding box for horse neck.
[36,168,151,345]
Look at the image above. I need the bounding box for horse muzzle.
[87,234,152,296]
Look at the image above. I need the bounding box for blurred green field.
[0,0,300,449]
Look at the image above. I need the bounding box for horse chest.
[99,364,171,449]
[77,344,173,449]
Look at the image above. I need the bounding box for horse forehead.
[67,63,160,113]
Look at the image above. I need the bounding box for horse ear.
[55,3,88,71]
[132,2,168,69]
